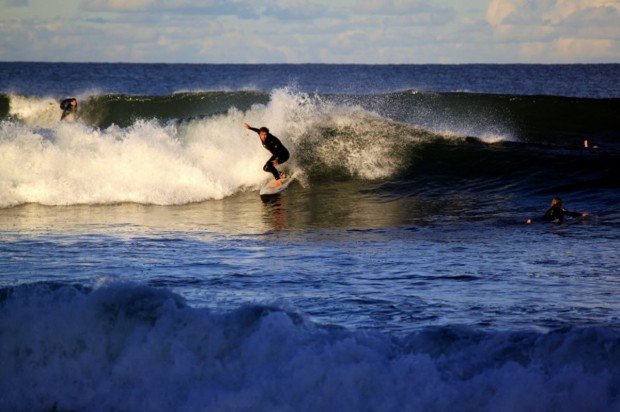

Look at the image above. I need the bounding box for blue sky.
[1,0,618,63]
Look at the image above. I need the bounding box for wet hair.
[259,127,269,134]
[550,197,563,208]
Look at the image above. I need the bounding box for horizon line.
[1,61,619,65]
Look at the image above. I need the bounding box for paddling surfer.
[243,123,290,186]
[526,197,589,224]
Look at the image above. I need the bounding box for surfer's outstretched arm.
[243,123,260,134]
[564,209,587,218]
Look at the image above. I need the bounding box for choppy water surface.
[2,183,618,332]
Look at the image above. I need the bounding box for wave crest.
[0,89,441,207]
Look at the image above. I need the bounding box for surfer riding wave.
[244,123,290,186]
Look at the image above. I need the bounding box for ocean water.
[1,63,619,411]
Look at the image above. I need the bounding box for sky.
[0,0,618,63]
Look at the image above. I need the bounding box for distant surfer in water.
[526,197,589,224]
[243,123,290,186]
[583,139,599,149]
[60,98,78,121]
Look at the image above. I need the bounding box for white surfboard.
[259,175,294,195]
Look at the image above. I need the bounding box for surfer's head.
[550,197,563,208]
[259,127,269,139]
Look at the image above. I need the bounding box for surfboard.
[259,175,294,196]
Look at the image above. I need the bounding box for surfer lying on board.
[526,197,589,224]
[243,123,290,186]
[60,98,78,121]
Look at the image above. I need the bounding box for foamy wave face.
[1,282,618,411]
[8,94,61,127]
[263,89,424,180]
[2,89,427,207]
[0,116,270,207]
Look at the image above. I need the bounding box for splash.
[0,117,267,208]
[1,89,434,207]
[8,94,61,127]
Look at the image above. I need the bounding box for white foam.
[477,133,511,144]
[7,92,105,128]
[0,116,269,207]
[8,94,61,127]
[263,88,409,180]
[432,128,513,144]
[0,283,618,411]
[1,89,418,207]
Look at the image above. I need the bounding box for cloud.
[0,13,227,62]
[354,0,456,26]
[355,0,449,15]
[262,2,337,21]
[519,37,616,62]
[486,0,525,27]
[81,0,153,11]
[562,5,620,30]
[389,10,456,26]
[2,0,29,7]
[484,0,620,61]
[486,0,620,28]
[552,37,615,60]
[80,0,260,18]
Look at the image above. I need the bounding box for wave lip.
[1,282,619,411]
[3,89,618,146]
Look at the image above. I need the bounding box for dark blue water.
[1,63,619,411]
[1,62,619,97]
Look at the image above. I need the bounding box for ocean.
[1,63,619,411]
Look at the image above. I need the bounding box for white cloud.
[486,0,620,28]
[484,0,619,61]
[552,37,615,60]
[519,37,616,62]
[486,0,520,27]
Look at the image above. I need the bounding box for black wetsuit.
[540,206,582,223]
[249,127,290,180]
[60,99,77,120]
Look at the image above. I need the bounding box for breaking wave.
[0,282,618,411]
[0,89,617,208]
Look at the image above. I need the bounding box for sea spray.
[7,94,60,127]
[0,119,266,207]
[0,89,430,207]
[4,88,614,208]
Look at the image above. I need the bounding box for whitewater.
[1,89,447,208]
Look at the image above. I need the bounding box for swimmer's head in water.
[550,197,563,208]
